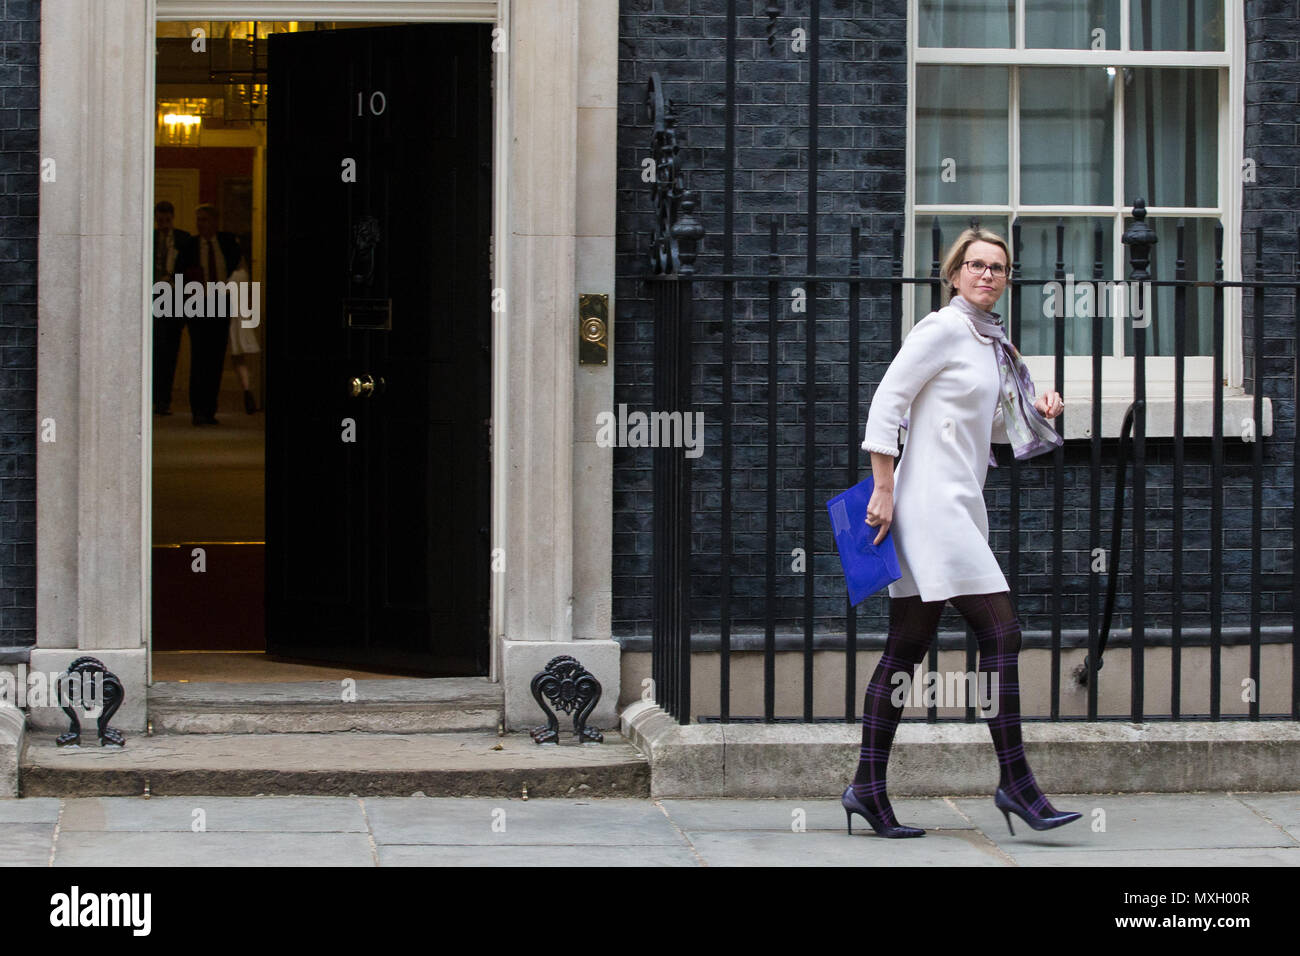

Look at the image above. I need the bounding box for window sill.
[1050,394,1273,440]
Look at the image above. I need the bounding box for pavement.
[2,790,1297,866]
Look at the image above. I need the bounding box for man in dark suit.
[176,204,245,425]
[152,201,190,416]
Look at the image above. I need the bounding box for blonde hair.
[939,227,1011,304]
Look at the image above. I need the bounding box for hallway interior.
[152,392,265,653]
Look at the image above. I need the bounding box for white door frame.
[34,0,509,717]
[150,1,509,683]
[36,0,612,733]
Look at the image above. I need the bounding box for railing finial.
[1122,197,1158,280]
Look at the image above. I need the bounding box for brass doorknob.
[349,374,375,398]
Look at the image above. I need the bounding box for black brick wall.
[614,0,1296,643]
[1243,1,1298,467]
[0,0,37,648]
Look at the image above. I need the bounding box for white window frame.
[904,1,1260,438]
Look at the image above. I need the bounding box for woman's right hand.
[865,486,893,545]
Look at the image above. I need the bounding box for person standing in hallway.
[225,258,261,414]
[152,201,190,416]
[842,227,1081,839]
[178,204,246,425]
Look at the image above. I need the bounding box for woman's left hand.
[1035,391,1064,419]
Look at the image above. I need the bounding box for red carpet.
[152,544,264,650]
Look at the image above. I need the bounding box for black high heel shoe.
[841,786,925,838]
[994,786,1081,835]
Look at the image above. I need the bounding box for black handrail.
[1076,399,1140,687]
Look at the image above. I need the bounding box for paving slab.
[954,792,1300,854]
[0,797,60,823]
[1233,791,1300,842]
[6,791,1298,866]
[1013,846,1300,866]
[52,831,375,867]
[364,796,686,846]
[683,828,1008,866]
[58,796,368,832]
[658,797,972,832]
[0,823,55,866]
[376,843,700,866]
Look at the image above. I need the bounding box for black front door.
[266,24,492,675]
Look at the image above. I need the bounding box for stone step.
[20,731,650,797]
[146,678,504,734]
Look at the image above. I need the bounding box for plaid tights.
[850,591,1062,825]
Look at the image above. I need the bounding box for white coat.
[861,293,1016,602]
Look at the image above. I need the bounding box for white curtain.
[918,0,1015,47]
[1019,66,1114,205]
[1026,0,1119,49]
[1016,218,1114,357]
[1131,0,1225,51]
[1123,67,1218,210]
[1123,217,1216,358]
[915,65,1009,205]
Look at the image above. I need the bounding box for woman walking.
[842,227,1082,839]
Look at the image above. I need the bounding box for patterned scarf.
[899,294,1063,468]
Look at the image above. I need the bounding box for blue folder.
[826,475,903,605]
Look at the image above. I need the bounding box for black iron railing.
[644,123,1299,724]
[639,0,1299,724]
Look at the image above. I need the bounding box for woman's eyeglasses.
[961,259,1011,279]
